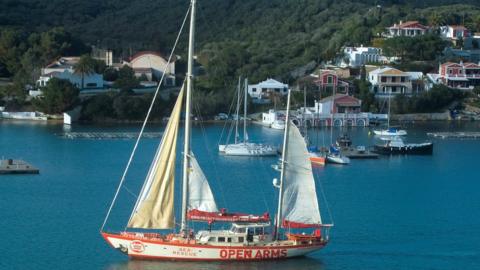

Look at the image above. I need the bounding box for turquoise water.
[1,120,479,270]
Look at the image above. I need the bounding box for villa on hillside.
[440,25,471,45]
[127,51,176,86]
[426,62,480,90]
[368,67,413,97]
[35,57,104,92]
[247,78,289,104]
[385,21,429,38]
[342,46,382,67]
[313,70,350,93]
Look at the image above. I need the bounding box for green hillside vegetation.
[2,0,480,118]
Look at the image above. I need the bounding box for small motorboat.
[373,137,433,155]
[307,146,326,166]
[373,127,407,136]
[271,119,286,130]
[336,134,352,148]
[326,146,350,165]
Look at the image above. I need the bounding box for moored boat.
[373,137,433,155]
[326,146,350,164]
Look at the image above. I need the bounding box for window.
[381,76,387,82]
[275,88,280,92]
[218,237,225,242]
[227,238,232,243]
[327,75,333,84]
[86,83,97,87]
[252,88,257,92]
[238,237,244,243]
[208,237,216,242]
[401,77,405,82]
[262,88,267,92]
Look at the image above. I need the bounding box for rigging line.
[221,84,241,147]
[217,85,238,146]
[315,171,334,225]
[193,101,228,209]
[100,4,191,233]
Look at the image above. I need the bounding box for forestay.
[127,87,184,229]
[281,121,322,228]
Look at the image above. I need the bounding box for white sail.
[127,87,184,229]
[281,121,322,227]
[188,154,218,212]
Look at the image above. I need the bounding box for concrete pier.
[0,159,39,174]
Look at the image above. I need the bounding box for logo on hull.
[130,240,145,253]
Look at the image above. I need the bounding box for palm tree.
[74,54,96,89]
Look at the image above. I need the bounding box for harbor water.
[0,120,479,270]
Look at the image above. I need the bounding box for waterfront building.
[36,57,104,90]
[385,21,428,38]
[247,78,289,103]
[426,62,480,90]
[128,51,176,86]
[368,67,413,97]
[297,94,369,127]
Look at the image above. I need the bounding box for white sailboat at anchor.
[100,0,332,261]
[219,77,277,156]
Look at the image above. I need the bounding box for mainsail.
[188,154,218,212]
[281,121,322,228]
[127,87,184,229]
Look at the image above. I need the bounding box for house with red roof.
[385,21,429,38]
[128,51,176,86]
[314,70,350,93]
[426,62,480,90]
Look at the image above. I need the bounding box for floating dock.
[427,132,480,139]
[59,132,163,140]
[0,159,39,174]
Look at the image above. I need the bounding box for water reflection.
[106,257,325,270]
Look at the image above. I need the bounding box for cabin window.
[208,237,216,242]
[218,237,225,242]
[238,237,244,243]
[227,238,232,243]
[86,83,97,87]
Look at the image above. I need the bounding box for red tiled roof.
[391,21,428,30]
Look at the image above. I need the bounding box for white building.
[128,51,176,86]
[342,46,382,67]
[439,25,470,45]
[368,67,413,97]
[36,57,104,90]
[385,21,428,38]
[247,78,289,102]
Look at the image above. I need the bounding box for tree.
[74,54,96,89]
[34,78,79,114]
[113,65,139,92]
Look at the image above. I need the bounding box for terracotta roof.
[391,21,428,29]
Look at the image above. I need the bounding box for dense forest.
[2,0,480,118]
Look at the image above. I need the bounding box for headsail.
[281,121,322,228]
[188,154,218,213]
[127,87,184,229]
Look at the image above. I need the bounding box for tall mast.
[181,0,196,233]
[330,85,336,145]
[234,77,241,144]
[243,78,248,143]
[387,88,391,128]
[274,89,291,241]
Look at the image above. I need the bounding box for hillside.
[2,0,480,83]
